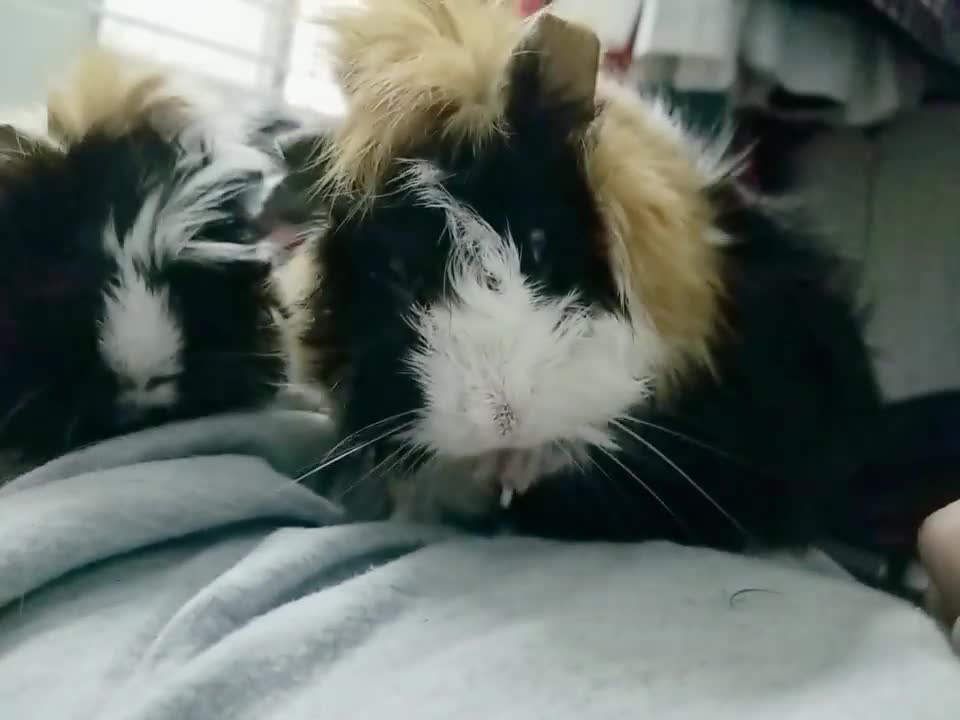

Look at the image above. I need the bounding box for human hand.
[918,499,960,649]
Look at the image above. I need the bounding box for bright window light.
[95,0,349,114]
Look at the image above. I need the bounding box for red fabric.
[515,0,639,77]
[517,0,547,14]
[602,17,641,76]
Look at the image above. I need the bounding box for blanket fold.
[0,411,958,720]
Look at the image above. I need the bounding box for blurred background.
[0,0,348,112]
[1,0,958,403]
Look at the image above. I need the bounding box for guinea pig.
[287,0,882,549]
[0,50,308,475]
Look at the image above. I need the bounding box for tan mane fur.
[46,48,190,145]
[586,80,725,379]
[318,0,523,201]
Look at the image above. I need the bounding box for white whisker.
[0,387,48,434]
[316,409,419,468]
[595,445,688,532]
[612,419,748,538]
[334,435,413,501]
[554,442,585,475]
[619,415,749,466]
[583,451,663,534]
[62,413,80,452]
[384,441,426,481]
[296,416,417,484]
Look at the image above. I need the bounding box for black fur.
[0,122,285,468]
[509,187,882,549]
[307,48,881,550]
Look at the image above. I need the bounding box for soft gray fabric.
[0,411,958,719]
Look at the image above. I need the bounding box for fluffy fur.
[586,79,726,379]
[318,0,522,202]
[401,163,662,460]
[287,0,881,547]
[316,0,723,375]
[0,50,297,470]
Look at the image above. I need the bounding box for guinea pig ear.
[505,13,601,135]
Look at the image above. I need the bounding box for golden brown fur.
[2,48,194,154]
[318,0,523,201]
[587,80,724,377]
[315,0,727,377]
[271,238,327,385]
[47,48,191,143]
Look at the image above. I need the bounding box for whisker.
[335,439,428,509]
[317,409,420,467]
[581,452,654,536]
[334,440,408,502]
[556,443,586,475]
[0,387,49,434]
[62,413,80,453]
[612,419,749,538]
[618,415,752,467]
[295,417,417,485]
[595,445,690,535]
[383,441,426,481]
[294,433,384,485]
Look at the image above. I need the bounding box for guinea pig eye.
[529,228,547,264]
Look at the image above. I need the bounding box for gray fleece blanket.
[0,411,958,720]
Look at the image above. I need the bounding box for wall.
[791,107,960,401]
[0,1,97,106]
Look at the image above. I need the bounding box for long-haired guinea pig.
[0,50,309,474]
[285,0,882,550]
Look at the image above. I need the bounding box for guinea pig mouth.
[467,445,587,507]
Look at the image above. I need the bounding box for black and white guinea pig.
[289,0,882,549]
[0,50,309,473]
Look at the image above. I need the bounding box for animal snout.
[492,401,518,436]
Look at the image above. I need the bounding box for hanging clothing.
[547,0,958,126]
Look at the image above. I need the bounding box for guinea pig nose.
[493,402,517,437]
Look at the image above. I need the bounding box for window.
[284,0,349,113]
[96,0,347,114]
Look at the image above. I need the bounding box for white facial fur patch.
[99,229,183,413]
[96,112,280,416]
[402,164,668,465]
